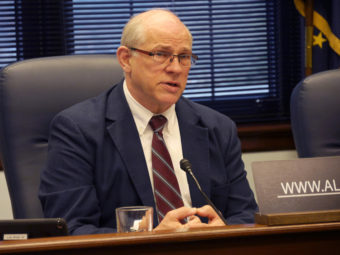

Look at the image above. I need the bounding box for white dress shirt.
[123,81,192,208]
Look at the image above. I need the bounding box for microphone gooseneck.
[180,158,228,225]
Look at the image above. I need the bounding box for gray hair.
[120,9,192,47]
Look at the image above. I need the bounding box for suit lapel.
[105,82,156,209]
[176,99,211,208]
[104,84,211,217]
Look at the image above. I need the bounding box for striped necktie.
[149,115,184,222]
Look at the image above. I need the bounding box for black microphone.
[180,158,228,225]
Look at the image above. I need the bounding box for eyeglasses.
[129,47,198,67]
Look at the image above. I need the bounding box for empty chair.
[290,69,340,157]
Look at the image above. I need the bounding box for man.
[39,9,258,235]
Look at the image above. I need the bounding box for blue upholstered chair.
[290,69,340,158]
[0,55,123,218]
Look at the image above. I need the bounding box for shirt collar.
[123,80,176,135]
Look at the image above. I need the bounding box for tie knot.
[149,115,167,132]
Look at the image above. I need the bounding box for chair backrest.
[290,69,340,158]
[0,54,124,218]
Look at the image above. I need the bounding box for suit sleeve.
[39,113,115,235]
[222,121,258,224]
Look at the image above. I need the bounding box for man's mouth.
[164,82,178,87]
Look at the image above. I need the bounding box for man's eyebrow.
[153,45,191,53]
[153,45,172,51]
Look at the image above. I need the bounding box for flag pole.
[305,0,314,76]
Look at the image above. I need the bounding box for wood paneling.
[238,122,295,152]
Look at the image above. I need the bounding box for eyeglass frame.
[129,47,198,66]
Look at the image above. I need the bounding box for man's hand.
[153,207,198,232]
[196,205,226,226]
[153,205,226,232]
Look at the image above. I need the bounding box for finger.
[196,205,226,226]
[196,205,217,218]
[184,217,207,228]
[153,207,197,232]
[165,206,197,221]
[188,215,201,224]
[185,222,208,228]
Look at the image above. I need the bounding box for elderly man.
[39,9,258,235]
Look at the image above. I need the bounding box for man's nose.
[166,55,183,71]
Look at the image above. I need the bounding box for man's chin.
[160,95,181,106]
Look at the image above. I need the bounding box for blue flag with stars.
[295,0,340,73]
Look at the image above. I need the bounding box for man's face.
[126,16,192,114]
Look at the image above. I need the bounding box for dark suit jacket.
[39,81,258,235]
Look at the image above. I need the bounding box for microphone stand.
[180,159,228,225]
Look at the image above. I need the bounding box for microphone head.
[180,158,192,173]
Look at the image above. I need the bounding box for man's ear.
[116,46,132,73]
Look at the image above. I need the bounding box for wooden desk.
[1,222,339,255]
